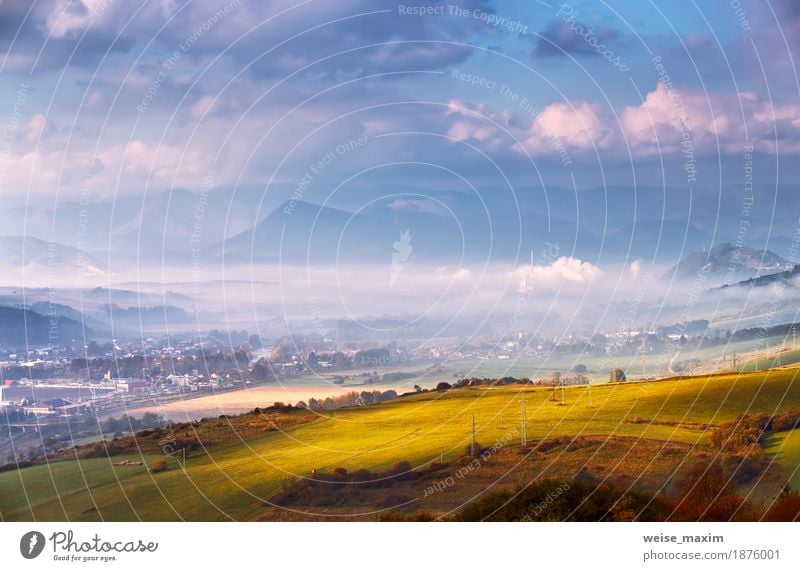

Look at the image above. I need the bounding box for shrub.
[388,460,417,480]
[772,407,800,431]
[670,460,753,521]
[535,438,563,453]
[722,451,770,484]
[710,413,770,453]
[270,461,421,508]
[149,458,168,473]
[454,478,667,522]
[764,490,800,521]
[330,467,349,481]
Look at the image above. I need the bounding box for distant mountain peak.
[665,243,789,284]
[0,235,105,272]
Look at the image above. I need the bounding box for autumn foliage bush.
[149,458,168,473]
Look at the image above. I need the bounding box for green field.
[2,367,800,521]
[764,429,800,490]
[738,347,800,373]
[442,334,791,382]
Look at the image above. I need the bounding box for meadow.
[737,347,800,372]
[764,429,800,490]
[2,367,800,521]
[116,334,793,423]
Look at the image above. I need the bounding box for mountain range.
[2,184,799,268]
[0,236,104,274]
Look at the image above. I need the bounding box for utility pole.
[560,379,565,405]
[588,382,593,407]
[732,352,737,371]
[470,415,477,456]
[520,399,527,446]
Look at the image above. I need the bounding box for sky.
[0,0,798,204]
[1,0,800,337]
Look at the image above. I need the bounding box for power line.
[470,414,477,456]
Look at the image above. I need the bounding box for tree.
[609,368,626,382]
[140,412,165,429]
[380,390,397,402]
[270,345,290,362]
[251,361,269,381]
[248,334,262,349]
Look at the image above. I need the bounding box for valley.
[3,367,800,521]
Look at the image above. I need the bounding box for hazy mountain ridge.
[715,263,800,290]
[0,236,104,273]
[665,243,789,284]
[2,185,799,267]
[0,306,93,347]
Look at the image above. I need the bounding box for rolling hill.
[0,305,92,347]
[2,368,800,521]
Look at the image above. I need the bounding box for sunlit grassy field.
[2,367,799,521]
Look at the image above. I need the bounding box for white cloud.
[20,114,56,143]
[516,256,600,291]
[629,259,642,282]
[443,82,800,159]
[524,101,614,152]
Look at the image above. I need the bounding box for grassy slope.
[738,347,800,372]
[764,429,800,490]
[2,368,800,521]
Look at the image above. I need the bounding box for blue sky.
[0,0,798,203]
